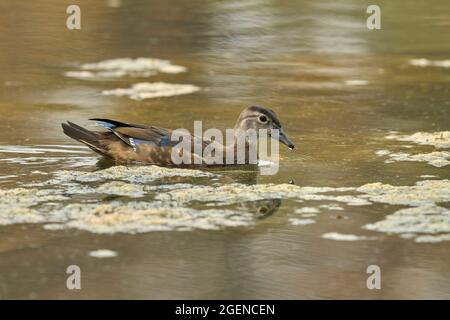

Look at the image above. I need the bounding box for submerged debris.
[101,82,200,100]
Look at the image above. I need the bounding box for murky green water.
[0,0,449,299]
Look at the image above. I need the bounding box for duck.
[61,105,294,166]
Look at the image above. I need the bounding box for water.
[0,0,449,299]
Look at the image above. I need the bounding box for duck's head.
[234,105,295,150]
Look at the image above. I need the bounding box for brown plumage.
[61,106,294,166]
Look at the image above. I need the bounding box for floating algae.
[65,70,139,80]
[31,166,211,198]
[81,58,186,74]
[321,180,450,242]
[0,175,18,180]
[385,131,450,149]
[101,82,200,100]
[65,57,187,79]
[381,151,450,167]
[409,58,450,68]
[155,184,362,206]
[289,218,316,226]
[364,206,450,236]
[322,232,377,241]
[377,131,450,167]
[357,180,450,206]
[298,194,371,206]
[414,234,450,244]
[294,207,320,214]
[375,149,391,157]
[85,181,194,198]
[95,181,147,197]
[0,188,67,225]
[48,202,254,234]
[298,213,317,218]
[88,249,118,258]
[344,79,368,86]
[48,165,214,184]
[1,174,364,233]
[1,161,450,240]
[360,181,450,242]
[62,181,193,198]
[319,204,344,211]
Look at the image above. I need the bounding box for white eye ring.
[258,115,268,123]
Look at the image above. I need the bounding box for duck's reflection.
[94,159,281,219]
[237,199,282,220]
[95,157,116,169]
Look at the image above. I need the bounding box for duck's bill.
[278,129,295,150]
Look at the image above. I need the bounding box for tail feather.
[61,122,111,158]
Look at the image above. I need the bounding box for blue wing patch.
[95,120,117,129]
[128,136,171,150]
[158,136,171,146]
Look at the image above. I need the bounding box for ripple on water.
[0,145,97,169]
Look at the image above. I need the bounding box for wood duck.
[61,106,294,166]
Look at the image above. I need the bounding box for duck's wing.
[90,118,176,148]
[63,119,215,164]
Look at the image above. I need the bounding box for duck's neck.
[221,128,257,164]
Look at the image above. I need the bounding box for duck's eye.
[258,115,268,123]
[257,206,269,215]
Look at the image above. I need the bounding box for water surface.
[0,0,449,299]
